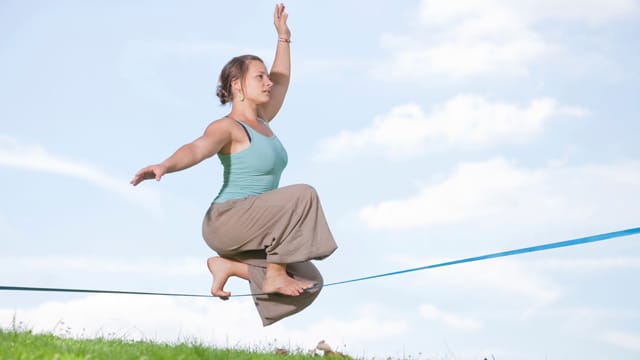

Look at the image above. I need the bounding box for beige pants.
[202,184,338,326]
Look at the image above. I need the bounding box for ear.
[231,78,242,91]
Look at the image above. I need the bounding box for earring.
[238,90,245,102]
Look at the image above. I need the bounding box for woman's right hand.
[130,163,168,186]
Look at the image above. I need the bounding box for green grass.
[0,328,323,360]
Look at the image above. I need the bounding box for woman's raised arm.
[259,3,291,122]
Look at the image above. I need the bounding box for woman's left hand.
[274,3,290,39]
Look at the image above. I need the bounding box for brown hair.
[216,54,264,105]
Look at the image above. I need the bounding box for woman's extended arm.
[130,120,231,186]
[259,3,291,122]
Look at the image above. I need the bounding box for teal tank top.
[213,119,288,203]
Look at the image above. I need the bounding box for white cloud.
[544,307,640,335]
[419,304,481,331]
[538,257,640,272]
[380,28,550,79]
[0,296,406,357]
[298,304,408,343]
[602,330,640,352]
[418,0,639,28]
[401,257,560,307]
[316,95,586,160]
[376,0,639,80]
[0,135,161,214]
[0,256,204,277]
[359,158,545,228]
[359,158,640,229]
[0,295,263,345]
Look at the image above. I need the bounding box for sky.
[1,0,640,359]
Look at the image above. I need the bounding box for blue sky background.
[1,0,640,359]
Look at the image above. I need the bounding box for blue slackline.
[1,226,638,298]
[317,226,640,289]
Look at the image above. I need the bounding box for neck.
[229,102,259,122]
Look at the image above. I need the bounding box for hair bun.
[216,85,230,105]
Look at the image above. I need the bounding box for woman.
[130,4,337,326]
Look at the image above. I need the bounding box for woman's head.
[216,55,266,105]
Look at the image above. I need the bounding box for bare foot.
[262,263,313,296]
[206,256,248,300]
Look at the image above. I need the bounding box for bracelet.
[278,37,291,43]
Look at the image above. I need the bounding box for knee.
[292,184,318,200]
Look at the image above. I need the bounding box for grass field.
[0,328,335,360]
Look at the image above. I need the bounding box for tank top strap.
[235,120,252,143]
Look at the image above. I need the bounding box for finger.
[278,4,285,19]
[135,167,152,178]
[133,169,153,183]
[130,173,143,185]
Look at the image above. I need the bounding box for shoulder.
[202,116,251,145]
[199,117,237,143]
[205,116,235,133]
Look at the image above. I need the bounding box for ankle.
[266,263,287,275]
[230,260,250,280]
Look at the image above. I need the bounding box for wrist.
[278,36,291,43]
[159,162,171,172]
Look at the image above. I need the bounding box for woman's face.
[238,60,273,104]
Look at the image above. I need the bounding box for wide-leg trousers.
[202,184,338,326]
